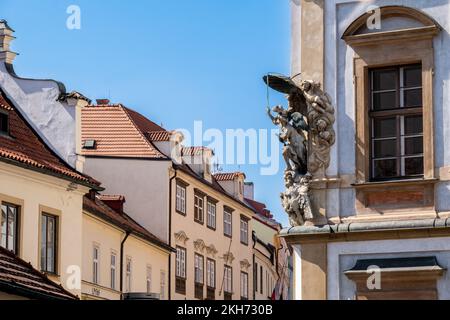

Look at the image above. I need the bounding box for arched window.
[343,6,441,212]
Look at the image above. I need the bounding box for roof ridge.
[120,106,167,159]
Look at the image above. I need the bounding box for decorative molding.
[222,252,235,265]
[193,239,206,253]
[206,244,218,257]
[240,259,251,271]
[174,231,189,245]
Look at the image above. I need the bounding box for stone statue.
[267,105,308,175]
[264,74,336,226]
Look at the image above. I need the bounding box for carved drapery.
[240,259,251,271]
[174,231,189,245]
[222,252,235,265]
[193,239,206,253]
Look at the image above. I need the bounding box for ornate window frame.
[342,6,441,215]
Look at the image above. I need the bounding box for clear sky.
[1,0,291,226]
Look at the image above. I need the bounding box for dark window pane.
[404,89,422,107]
[373,159,397,179]
[405,157,424,176]
[372,69,397,91]
[373,118,396,138]
[373,91,397,110]
[403,66,422,88]
[404,137,423,155]
[405,116,423,135]
[373,139,397,158]
[0,113,8,133]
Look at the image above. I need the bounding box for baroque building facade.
[281,0,450,300]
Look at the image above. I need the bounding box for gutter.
[119,230,131,300]
[168,167,177,300]
[280,218,450,237]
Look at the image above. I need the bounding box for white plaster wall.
[83,158,171,242]
[328,237,450,300]
[0,63,77,167]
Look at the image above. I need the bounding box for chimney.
[98,195,126,214]
[96,99,110,105]
[0,20,17,64]
[243,182,254,200]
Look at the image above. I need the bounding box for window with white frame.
[126,257,132,293]
[93,245,99,284]
[176,247,186,279]
[194,254,204,284]
[240,272,248,299]
[223,209,232,237]
[207,201,216,229]
[146,265,152,293]
[240,217,248,245]
[110,252,116,290]
[40,213,58,274]
[224,265,232,294]
[206,259,216,289]
[1,203,19,254]
[176,183,186,214]
[160,270,166,300]
[194,193,204,223]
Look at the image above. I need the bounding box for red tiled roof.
[146,130,172,142]
[81,105,167,159]
[0,92,100,188]
[213,172,246,181]
[0,246,78,300]
[83,196,173,252]
[182,146,213,157]
[245,198,280,231]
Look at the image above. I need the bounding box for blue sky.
[1,0,291,226]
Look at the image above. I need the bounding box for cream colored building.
[79,104,256,300]
[81,195,172,300]
[0,88,101,298]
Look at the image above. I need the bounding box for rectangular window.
[1,203,19,254]
[146,265,152,293]
[110,252,116,290]
[93,245,99,284]
[175,246,186,294]
[160,270,166,300]
[195,254,204,284]
[224,265,233,295]
[40,213,57,274]
[176,183,186,214]
[260,266,263,294]
[240,217,248,245]
[254,263,258,293]
[207,201,216,229]
[194,193,204,224]
[126,257,132,293]
[223,209,232,237]
[370,64,423,180]
[206,259,216,289]
[0,112,8,134]
[240,272,248,300]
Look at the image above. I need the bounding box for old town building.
[281,1,450,300]
[0,20,172,300]
[79,103,256,300]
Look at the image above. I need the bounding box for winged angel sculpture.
[264,74,335,226]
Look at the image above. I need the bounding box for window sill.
[176,210,186,216]
[352,178,438,190]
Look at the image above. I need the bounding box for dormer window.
[0,111,9,135]
[83,139,96,150]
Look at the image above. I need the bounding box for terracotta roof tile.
[146,130,172,142]
[81,105,167,159]
[182,146,213,157]
[83,196,173,252]
[0,246,78,300]
[0,92,100,188]
[213,172,246,181]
